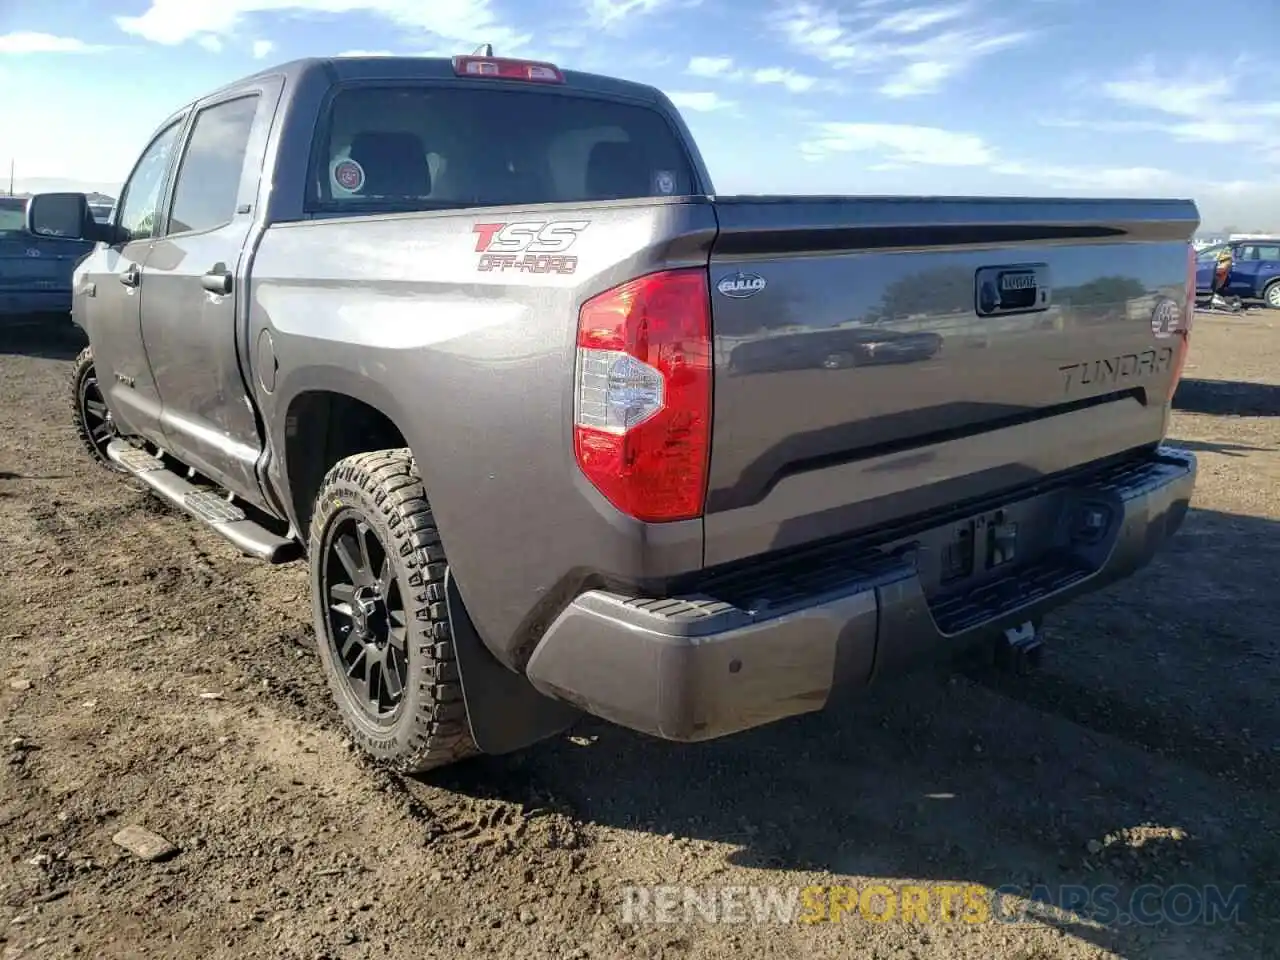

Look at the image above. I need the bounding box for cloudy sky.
[1,0,1278,231]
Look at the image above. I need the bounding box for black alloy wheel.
[308,449,479,773]
[320,512,410,723]
[69,345,124,471]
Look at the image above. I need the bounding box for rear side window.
[311,84,695,210]
[167,95,259,235]
[1242,244,1280,261]
[0,199,25,235]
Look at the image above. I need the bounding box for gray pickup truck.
[26,52,1199,774]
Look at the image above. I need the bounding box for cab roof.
[197,55,666,110]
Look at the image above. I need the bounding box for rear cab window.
[309,82,696,211]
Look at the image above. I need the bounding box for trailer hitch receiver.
[995,620,1045,675]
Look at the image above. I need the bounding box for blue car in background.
[1195,237,1280,309]
[1,196,95,319]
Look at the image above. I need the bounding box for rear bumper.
[525,446,1196,742]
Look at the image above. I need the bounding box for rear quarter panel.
[249,198,716,665]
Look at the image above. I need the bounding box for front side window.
[311,84,696,211]
[167,95,260,235]
[116,119,184,243]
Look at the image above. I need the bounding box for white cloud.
[750,67,817,93]
[668,91,735,112]
[684,56,823,94]
[1092,61,1280,158]
[115,0,530,53]
[802,122,993,166]
[583,0,694,30]
[879,60,948,98]
[198,34,224,52]
[800,120,1188,197]
[687,55,733,78]
[991,160,1182,193]
[874,6,967,33]
[774,0,1033,97]
[0,32,107,54]
[1102,72,1230,118]
[252,39,276,58]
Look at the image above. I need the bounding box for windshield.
[1196,243,1229,262]
[0,199,26,235]
[312,84,696,210]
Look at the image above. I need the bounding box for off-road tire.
[69,345,125,473]
[309,449,480,774]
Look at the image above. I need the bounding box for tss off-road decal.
[472,220,589,275]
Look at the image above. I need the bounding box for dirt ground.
[1,312,1277,960]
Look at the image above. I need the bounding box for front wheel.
[1263,280,1280,310]
[69,345,125,472]
[309,449,479,774]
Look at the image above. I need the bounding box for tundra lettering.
[1058,347,1175,392]
[48,52,1198,776]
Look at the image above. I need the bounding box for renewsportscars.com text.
[618,883,1249,927]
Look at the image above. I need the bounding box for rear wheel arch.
[282,389,416,543]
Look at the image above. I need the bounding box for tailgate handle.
[975,263,1051,317]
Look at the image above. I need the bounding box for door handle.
[201,264,232,296]
[119,263,140,287]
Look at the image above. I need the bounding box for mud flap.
[444,571,582,756]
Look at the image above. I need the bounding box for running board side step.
[106,439,302,564]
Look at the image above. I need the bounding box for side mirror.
[26,192,99,242]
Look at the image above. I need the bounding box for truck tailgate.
[703,196,1197,565]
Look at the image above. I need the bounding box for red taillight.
[573,269,712,522]
[452,55,564,83]
[1168,242,1197,401]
